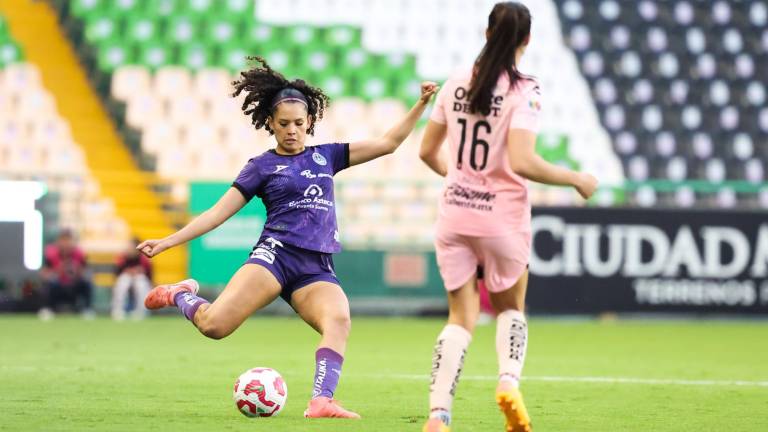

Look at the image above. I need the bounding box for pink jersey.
[430,68,541,237]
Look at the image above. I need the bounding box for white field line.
[362,373,768,388]
[3,366,767,388]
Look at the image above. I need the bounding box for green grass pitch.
[1,316,767,431]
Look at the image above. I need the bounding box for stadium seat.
[555,0,768,207]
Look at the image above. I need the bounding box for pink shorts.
[435,230,531,293]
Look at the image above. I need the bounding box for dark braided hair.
[232,56,329,136]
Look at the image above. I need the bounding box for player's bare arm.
[348,82,439,166]
[506,128,598,199]
[419,120,449,177]
[137,187,247,258]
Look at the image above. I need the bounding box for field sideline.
[1,316,766,431]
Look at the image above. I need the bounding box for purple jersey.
[232,143,350,254]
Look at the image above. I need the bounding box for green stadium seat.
[537,134,569,161]
[84,15,118,44]
[183,0,215,17]
[125,15,157,44]
[179,44,213,70]
[108,0,144,15]
[287,25,320,48]
[315,75,347,99]
[165,15,200,44]
[0,41,22,66]
[260,46,294,77]
[360,77,389,101]
[206,18,238,45]
[394,78,422,104]
[323,26,361,49]
[70,0,104,19]
[137,41,170,69]
[246,24,284,51]
[300,47,335,74]
[97,41,131,73]
[217,0,253,19]
[142,0,179,18]
[340,47,372,76]
[217,44,249,73]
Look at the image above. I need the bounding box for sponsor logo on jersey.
[274,165,289,173]
[312,152,327,166]
[304,184,324,198]
[301,169,332,179]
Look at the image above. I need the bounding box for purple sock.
[312,347,344,399]
[173,291,209,321]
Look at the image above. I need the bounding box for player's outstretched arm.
[137,187,247,258]
[507,128,598,199]
[418,120,448,177]
[348,82,439,166]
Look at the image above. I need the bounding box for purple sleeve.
[325,143,350,175]
[232,158,264,201]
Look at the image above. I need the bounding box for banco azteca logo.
[304,184,323,198]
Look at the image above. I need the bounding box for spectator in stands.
[38,229,93,320]
[111,238,153,321]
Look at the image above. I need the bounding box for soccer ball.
[233,367,288,418]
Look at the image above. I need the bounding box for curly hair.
[232,56,329,136]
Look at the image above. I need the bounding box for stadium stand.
[0,51,131,257]
[49,0,625,250]
[6,0,766,285]
[555,0,768,208]
[0,1,186,286]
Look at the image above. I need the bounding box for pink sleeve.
[509,81,542,133]
[429,85,448,125]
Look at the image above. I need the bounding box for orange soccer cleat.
[422,417,451,432]
[496,382,532,432]
[303,397,361,419]
[143,279,199,310]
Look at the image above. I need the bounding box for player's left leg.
[483,232,531,432]
[290,281,360,419]
[489,271,531,432]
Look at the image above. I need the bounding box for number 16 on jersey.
[456,118,492,171]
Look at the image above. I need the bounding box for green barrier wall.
[188,182,445,298]
[188,182,267,285]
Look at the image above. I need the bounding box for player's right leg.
[424,277,479,432]
[145,264,281,339]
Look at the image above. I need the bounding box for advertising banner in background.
[188,182,768,314]
[188,182,267,285]
[528,207,768,314]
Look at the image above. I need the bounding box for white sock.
[429,324,472,425]
[496,309,528,388]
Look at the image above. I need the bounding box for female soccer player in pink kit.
[419,3,598,431]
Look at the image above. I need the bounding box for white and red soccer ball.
[233,367,288,418]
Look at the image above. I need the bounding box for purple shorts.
[245,236,340,303]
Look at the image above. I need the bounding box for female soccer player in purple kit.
[138,57,438,419]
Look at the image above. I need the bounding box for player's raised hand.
[420,81,440,104]
[136,239,169,258]
[574,172,599,200]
